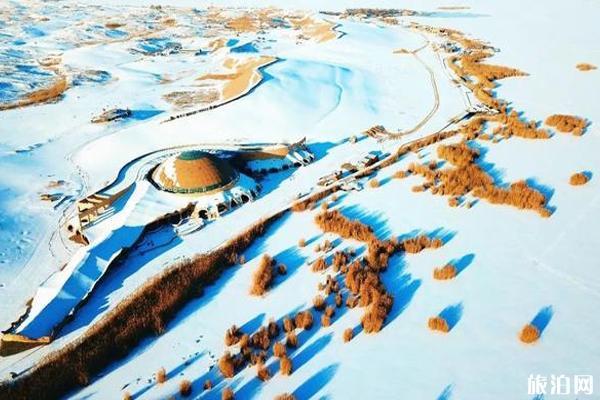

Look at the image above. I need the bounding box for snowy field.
[1,0,599,399]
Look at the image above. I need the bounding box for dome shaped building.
[151,150,259,218]
[152,150,239,194]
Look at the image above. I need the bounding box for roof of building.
[152,150,239,194]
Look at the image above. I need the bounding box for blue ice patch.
[231,42,258,53]
[105,29,127,39]
[23,26,46,37]
[226,38,239,47]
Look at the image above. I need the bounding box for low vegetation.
[343,328,354,342]
[222,387,235,400]
[519,323,540,344]
[576,63,597,71]
[280,356,293,376]
[570,172,590,186]
[250,255,275,296]
[179,380,192,397]
[433,264,458,280]
[545,114,587,136]
[428,316,450,333]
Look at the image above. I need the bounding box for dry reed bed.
[545,114,588,136]
[250,255,275,296]
[406,142,551,216]
[0,213,283,400]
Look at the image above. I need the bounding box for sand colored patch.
[289,16,338,43]
[576,63,597,71]
[197,56,277,102]
[226,15,258,32]
[0,76,68,111]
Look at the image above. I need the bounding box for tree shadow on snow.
[530,305,553,336]
[293,364,339,400]
[439,303,464,331]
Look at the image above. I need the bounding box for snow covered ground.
[1,0,599,399]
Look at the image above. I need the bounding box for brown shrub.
[275,394,296,400]
[393,170,408,179]
[473,180,548,214]
[314,210,376,243]
[361,290,393,333]
[222,387,234,400]
[313,295,326,311]
[225,325,241,346]
[298,238,306,247]
[576,63,597,71]
[321,314,331,327]
[239,334,250,349]
[401,235,443,253]
[428,316,449,333]
[437,142,479,167]
[280,356,293,376]
[321,201,329,210]
[368,179,380,188]
[219,351,236,378]
[433,264,458,280]
[519,324,540,344]
[276,264,287,275]
[285,331,298,348]
[267,320,280,339]
[343,328,354,342]
[273,342,286,358]
[292,189,335,212]
[204,379,213,390]
[123,392,132,400]
[283,317,295,333]
[251,327,271,350]
[545,114,587,135]
[335,293,343,308]
[250,350,267,365]
[179,380,192,397]
[325,306,335,318]
[295,310,314,330]
[257,364,271,381]
[346,295,358,308]
[156,367,167,383]
[312,257,328,272]
[250,255,274,296]
[448,197,460,207]
[570,172,590,186]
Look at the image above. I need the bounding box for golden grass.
[219,351,236,378]
[545,114,587,136]
[179,380,192,397]
[433,264,458,280]
[250,254,274,296]
[428,316,450,333]
[280,356,293,376]
[576,63,597,71]
[570,172,590,186]
[222,387,234,400]
[343,328,353,342]
[156,367,167,383]
[519,323,540,344]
